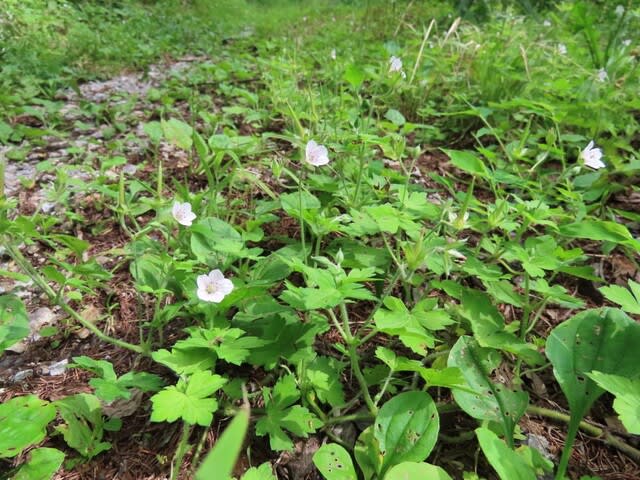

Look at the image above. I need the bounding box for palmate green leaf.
[586,372,640,434]
[476,428,536,480]
[460,290,543,365]
[150,371,226,426]
[191,217,246,261]
[0,294,30,353]
[344,64,365,88]
[152,347,216,375]
[313,443,357,480]
[599,279,640,314]
[531,279,585,309]
[305,356,346,407]
[375,391,440,477]
[280,191,322,217]
[255,375,321,451]
[13,447,65,480]
[234,309,327,369]
[448,336,528,444]
[384,462,453,480]
[181,327,267,366]
[0,395,57,458]
[195,408,249,480]
[375,347,468,391]
[374,297,438,355]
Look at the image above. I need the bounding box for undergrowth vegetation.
[1,1,639,479]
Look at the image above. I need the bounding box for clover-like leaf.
[150,371,226,426]
[255,375,321,451]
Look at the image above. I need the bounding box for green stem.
[5,243,145,355]
[189,426,210,476]
[171,423,193,480]
[555,417,580,480]
[339,302,377,416]
[298,175,307,264]
[520,273,531,340]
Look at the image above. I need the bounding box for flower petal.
[196,274,209,290]
[209,269,224,282]
[219,278,234,295]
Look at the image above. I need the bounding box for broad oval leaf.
[161,118,193,150]
[374,391,439,476]
[0,396,57,458]
[384,461,452,480]
[312,443,357,480]
[447,336,528,443]
[546,308,640,422]
[442,149,488,177]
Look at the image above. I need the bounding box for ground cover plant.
[1,0,640,478]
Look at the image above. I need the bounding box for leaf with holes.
[384,461,453,480]
[374,391,439,476]
[546,308,640,478]
[0,395,57,458]
[13,447,65,480]
[447,336,528,446]
[313,443,357,480]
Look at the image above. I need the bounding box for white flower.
[330,48,337,60]
[305,140,330,167]
[388,56,405,78]
[172,201,196,226]
[389,56,402,72]
[558,43,567,55]
[581,141,605,170]
[196,269,234,303]
[623,39,631,47]
[615,5,624,16]
[543,19,551,27]
[596,68,609,82]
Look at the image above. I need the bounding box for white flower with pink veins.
[197,270,234,303]
[172,201,196,226]
[581,141,605,170]
[305,140,330,167]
